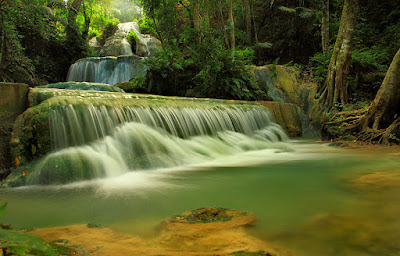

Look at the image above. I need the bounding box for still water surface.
[1,141,399,256]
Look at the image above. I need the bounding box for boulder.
[156,207,286,255]
[258,101,302,137]
[99,22,162,57]
[0,83,29,178]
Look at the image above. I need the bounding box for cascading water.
[49,105,286,150]
[67,22,161,85]
[11,100,289,186]
[66,56,147,85]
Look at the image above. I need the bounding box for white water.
[49,105,287,150]
[23,105,291,185]
[67,22,161,85]
[66,56,147,85]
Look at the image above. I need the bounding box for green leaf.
[277,6,296,13]
[0,229,57,256]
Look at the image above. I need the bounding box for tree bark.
[321,0,329,53]
[217,0,230,49]
[228,0,235,49]
[359,47,400,130]
[250,0,258,43]
[242,0,252,44]
[192,0,202,44]
[67,0,83,29]
[82,0,91,40]
[318,0,358,113]
[151,12,166,52]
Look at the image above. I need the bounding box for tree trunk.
[151,12,166,52]
[228,0,235,49]
[321,0,329,53]
[242,0,252,44]
[318,0,358,113]
[217,0,230,49]
[82,0,91,40]
[359,48,400,130]
[67,0,83,29]
[0,16,4,65]
[192,0,202,44]
[250,0,258,43]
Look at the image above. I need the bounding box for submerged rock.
[165,207,256,225]
[349,171,400,191]
[28,209,293,256]
[157,207,288,255]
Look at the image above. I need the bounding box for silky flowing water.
[1,141,399,256]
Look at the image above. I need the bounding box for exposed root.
[321,113,400,145]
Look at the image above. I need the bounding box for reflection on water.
[1,142,400,256]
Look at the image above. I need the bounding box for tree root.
[321,114,400,145]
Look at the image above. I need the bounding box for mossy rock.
[37,82,125,93]
[168,207,252,224]
[0,228,86,256]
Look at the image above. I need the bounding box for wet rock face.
[97,22,162,57]
[257,101,302,137]
[193,207,228,222]
[0,83,29,178]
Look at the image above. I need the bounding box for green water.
[1,142,400,256]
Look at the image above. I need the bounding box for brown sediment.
[349,171,400,191]
[29,208,293,256]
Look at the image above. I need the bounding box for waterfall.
[49,105,287,150]
[67,22,162,85]
[15,104,288,186]
[66,56,147,85]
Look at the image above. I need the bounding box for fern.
[277,6,296,13]
[297,7,315,18]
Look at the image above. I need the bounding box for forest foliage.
[0,0,399,101]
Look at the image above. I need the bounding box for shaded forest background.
[1,0,399,141]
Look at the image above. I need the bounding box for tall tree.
[68,0,84,29]
[324,48,400,143]
[321,0,329,53]
[358,47,400,131]
[242,0,252,44]
[317,0,358,113]
[228,0,235,49]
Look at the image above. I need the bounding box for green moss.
[171,207,249,224]
[37,82,125,93]
[0,228,81,256]
[327,126,342,135]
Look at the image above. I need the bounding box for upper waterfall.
[66,56,147,85]
[67,22,162,85]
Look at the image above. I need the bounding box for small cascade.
[49,105,287,151]
[31,121,286,185]
[66,56,147,85]
[5,94,290,186]
[67,22,161,85]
